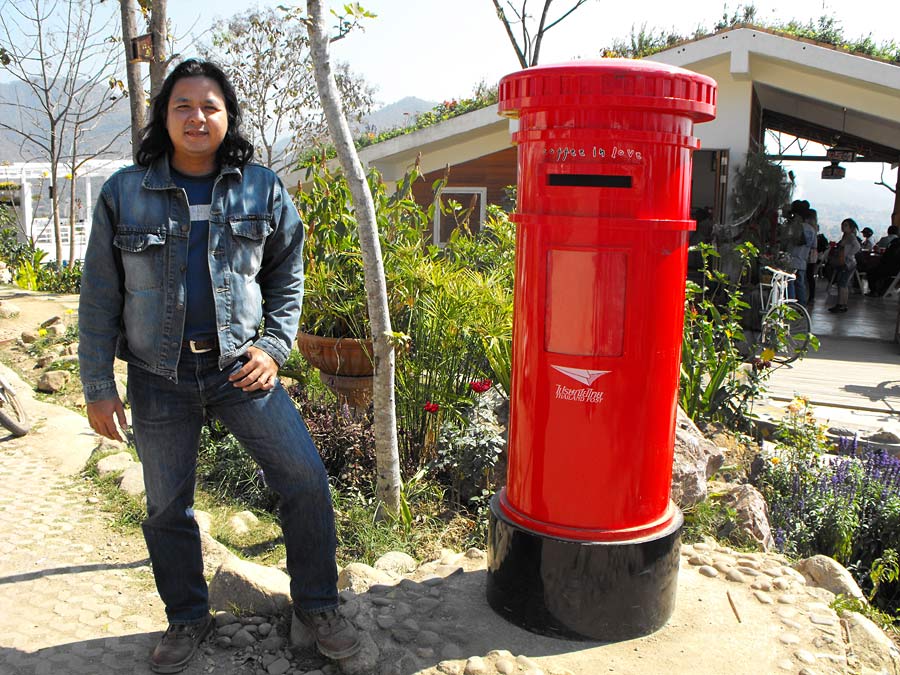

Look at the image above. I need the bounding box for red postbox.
[486,60,717,641]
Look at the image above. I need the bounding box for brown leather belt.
[184,338,217,353]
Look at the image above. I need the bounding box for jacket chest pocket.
[228,218,270,276]
[113,226,167,291]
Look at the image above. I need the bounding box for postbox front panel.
[505,216,687,536]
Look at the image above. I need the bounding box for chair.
[883,270,900,298]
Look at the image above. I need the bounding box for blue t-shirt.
[171,169,217,341]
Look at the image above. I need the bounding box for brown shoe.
[150,614,213,673]
[293,607,361,659]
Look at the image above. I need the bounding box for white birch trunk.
[306,0,402,517]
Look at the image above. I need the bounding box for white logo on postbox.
[551,365,609,404]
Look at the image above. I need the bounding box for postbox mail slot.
[547,174,633,188]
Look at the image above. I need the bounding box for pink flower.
[470,378,493,393]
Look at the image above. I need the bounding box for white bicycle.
[0,371,29,437]
[757,266,812,364]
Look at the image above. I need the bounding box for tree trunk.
[119,0,145,160]
[149,0,167,102]
[306,0,402,518]
[48,131,63,268]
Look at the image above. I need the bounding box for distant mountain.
[360,97,438,135]
[0,80,132,164]
[1,89,438,165]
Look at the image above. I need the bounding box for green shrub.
[680,242,772,429]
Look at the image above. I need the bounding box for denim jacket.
[78,156,305,403]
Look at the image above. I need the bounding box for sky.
[164,0,899,235]
[166,0,900,105]
[3,0,897,230]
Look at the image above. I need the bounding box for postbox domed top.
[498,59,716,123]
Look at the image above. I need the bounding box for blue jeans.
[789,270,808,305]
[127,349,338,624]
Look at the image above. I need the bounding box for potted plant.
[294,158,376,407]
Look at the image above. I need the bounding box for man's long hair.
[135,59,254,168]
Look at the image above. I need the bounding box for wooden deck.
[763,289,900,433]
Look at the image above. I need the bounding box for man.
[786,202,815,305]
[876,225,898,250]
[78,59,359,673]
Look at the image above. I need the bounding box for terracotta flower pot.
[296,332,374,410]
[296,332,374,376]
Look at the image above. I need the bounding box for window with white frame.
[433,187,487,246]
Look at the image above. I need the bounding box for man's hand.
[86,397,128,442]
[228,346,278,392]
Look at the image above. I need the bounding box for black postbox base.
[485,494,683,642]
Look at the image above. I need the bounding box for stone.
[267,657,291,675]
[698,565,718,578]
[338,562,398,594]
[95,452,134,477]
[374,551,418,575]
[200,530,234,577]
[778,632,801,645]
[866,429,900,444]
[214,611,239,627]
[259,635,283,652]
[464,656,487,674]
[773,578,791,591]
[725,569,746,583]
[231,628,257,648]
[841,611,900,673]
[117,463,144,496]
[36,369,70,393]
[0,301,21,318]
[722,484,775,550]
[751,579,773,592]
[228,511,259,535]
[217,622,243,637]
[794,555,866,602]
[208,556,291,615]
[194,509,213,533]
[465,548,486,559]
[670,406,725,507]
[754,591,773,604]
[20,330,39,343]
[688,555,712,566]
[794,649,816,664]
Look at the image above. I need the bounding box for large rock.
[794,554,866,602]
[208,556,291,615]
[36,369,70,392]
[227,510,259,535]
[722,484,774,550]
[337,562,398,594]
[95,451,135,477]
[117,463,145,496]
[373,551,418,575]
[841,611,900,673]
[671,407,725,507]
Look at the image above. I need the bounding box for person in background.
[787,202,815,305]
[860,227,875,251]
[78,59,360,673]
[804,210,821,306]
[866,236,900,297]
[876,225,898,250]
[829,218,862,313]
